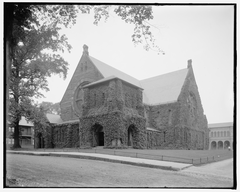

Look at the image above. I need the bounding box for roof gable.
[140,68,189,105]
[46,113,63,124]
[89,55,189,105]
[61,45,190,107]
[89,56,141,87]
[19,116,34,126]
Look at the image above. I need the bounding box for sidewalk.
[7,150,192,171]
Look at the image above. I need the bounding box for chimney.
[83,44,89,56]
[187,59,192,68]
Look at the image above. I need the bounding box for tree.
[39,102,61,115]
[7,4,78,148]
[5,4,160,148]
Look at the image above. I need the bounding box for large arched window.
[73,81,90,116]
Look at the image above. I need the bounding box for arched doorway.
[92,124,104,147]
[128,125,135,147]
[218,141,223,149]
[36,133,44,148]
[211,141,217,150]
[224,141,230,149]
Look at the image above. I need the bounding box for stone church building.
[38,45,209,150]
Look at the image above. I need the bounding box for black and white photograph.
[4,3,236,189]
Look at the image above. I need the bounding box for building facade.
[7,116,34,147]
[39,45,209,150]
[208,122,233,150]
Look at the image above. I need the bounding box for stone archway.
[92,124,104,147]
[211,141,217,150]
[218,141,223,149]
[224,140,230,149]
[127,124,137,147]
[35,132,44,149]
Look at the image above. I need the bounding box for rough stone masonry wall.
[177,66,209,149]
[52,122,79,148]
[145,102,184,149]
[145,66,209,150]
[60,55,103,121]
[80,79,146,149]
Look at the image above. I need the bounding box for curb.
[7,151,183,171]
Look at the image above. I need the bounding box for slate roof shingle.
[89,55,189,105]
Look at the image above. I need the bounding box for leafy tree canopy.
[6,4,161,148]
[39,102,61,115]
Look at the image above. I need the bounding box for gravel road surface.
[6,154,233,188]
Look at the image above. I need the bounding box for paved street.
[6,154,233,188]
[182,158,233,179]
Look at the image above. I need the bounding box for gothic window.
[62,129,64,142]
[102,92,105,105]
[168,109,172,125]
[84,61,88,71]
[188,93,197,118]
[94,93,97,106]
[56,130,59,142]
[59,130,61,142]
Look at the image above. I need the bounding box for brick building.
[41,45,209,150]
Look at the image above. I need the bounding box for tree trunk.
[5,4,14,147]
[13,120,21,148]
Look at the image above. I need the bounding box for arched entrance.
[128,125,135,147]
[218,141,223,149]
[36,133,44,148]
[92,124,104,147]
[224,140,230,149]
[211,141,217,150]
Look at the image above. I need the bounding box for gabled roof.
[208,122,233,128]
[89,56,141,88]
[46,113,63,124]
[19,116,34,127]
[140,68,189,105]
[89,55,189,105]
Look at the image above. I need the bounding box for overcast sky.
[37,5,234,124]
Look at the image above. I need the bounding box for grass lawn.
[92,148,233,165]
[14,146,234,165]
